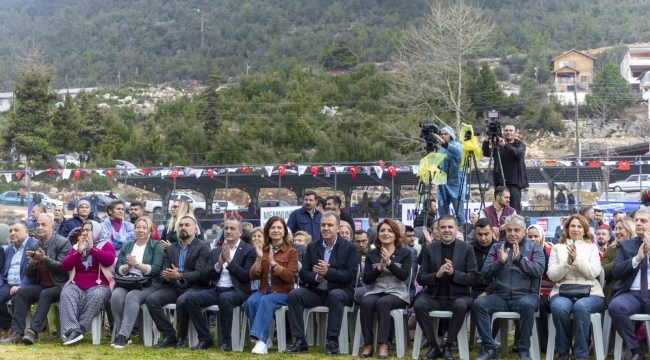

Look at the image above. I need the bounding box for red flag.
[619,161,631,171]
[388,166,397,177]
[588,161,601,167]
[310,166,319,177]
[207,169,214,179]
[349,166,357,180]
[171,169,178,179]
[106,170,114,179]
[241,167,250,174]
[278,165,286,177]
[139,169,151,176]
[15,172,22,180]
[72,169,81,181]
[45,168,53,176]
[379,160,385,170]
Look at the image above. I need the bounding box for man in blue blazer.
[0,220,36,334]
[609,207,650,360]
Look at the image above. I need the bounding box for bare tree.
[383,3,493,153]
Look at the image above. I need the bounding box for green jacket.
[602,242,619,305]
[115,239,164,289]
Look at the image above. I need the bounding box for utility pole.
[246,62,250,76]
[197,9,204,48]
[118,71,121,89]
[574,72,581,208]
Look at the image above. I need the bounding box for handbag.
[558,283,591,301]
[115,274,153,291]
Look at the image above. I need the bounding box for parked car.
[29,192,65,209]
[615,194,640,202]
[144,192,207,216]
[114,159,137,169]
[67,195,115,212]
[596,192,627,202]
[212,200,246,215]
[55,154,80,168]
[0,191,25,206]
[258,200,291,207]
[608,175,650,192]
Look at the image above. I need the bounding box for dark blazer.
[299,235,360,296]
[161,237,210,289]
[116,239,165,289]
[25,234,72,288]
[482,138,529,189]
[417,239,478,299]
[1,237,36,287]
[611,236,645,300]
[202,240,256,300]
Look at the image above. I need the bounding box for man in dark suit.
[285,211,360,355]
[185,218,256,351]
[146,215,210,349]
[414,214,478,360]
[0,220,36,334]
[608,208,650,360]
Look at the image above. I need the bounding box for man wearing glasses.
[353,230,369,305]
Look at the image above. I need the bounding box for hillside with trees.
[0,0,647,89]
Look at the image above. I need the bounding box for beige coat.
[547,238,604,298]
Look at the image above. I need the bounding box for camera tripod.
[485,136,507,189]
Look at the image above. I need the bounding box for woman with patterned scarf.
[60,220,116,345]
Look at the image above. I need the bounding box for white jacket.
[547,238,604,298]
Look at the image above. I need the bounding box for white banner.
[260,206,301,228]
[401,202,492,226]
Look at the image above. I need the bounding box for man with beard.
[414,199,438,228]
[596,227,609,257]
[129,202,160,241]
[414,215,477,360]
[287,191,322,242]
[325,196,355,231]
[185,217,256,351]
[469,219,499,344]
[479,186,517,241]
[352,230,370,305]
[1,214,71,345]
[147,216,210,349]
[473,214,544,360]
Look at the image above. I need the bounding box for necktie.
[641,255,648,298]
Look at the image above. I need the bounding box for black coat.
[299,235,360,296]
[339,211,355,229]
[203,241,256,300]
[482,139,529,189]
[472,240,495,297]
[161,237,210,289]
[413,211,436,228]
[417,240,477,299]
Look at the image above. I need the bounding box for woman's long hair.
[615,217,635,243]
[263,216,291,250]
[374,218,403,249]
[558,214,593,244]
[166,199,194,237]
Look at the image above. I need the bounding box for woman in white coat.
[547,214,604,360]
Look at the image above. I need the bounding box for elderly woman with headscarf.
[59,220,115,345]
[527,224,553,347]
[58,200,100,238]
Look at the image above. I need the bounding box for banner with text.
[260,206,301,227]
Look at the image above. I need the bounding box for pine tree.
[319,42,358,71]
[201,74,222,147]
[587,62,635,124]
[470,62,505,118]
[78,92,105,150]
[51,92,81,153]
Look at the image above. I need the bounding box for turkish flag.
[388,166,397,177]
[349,166,357,180]
[106,170,114,179]
[15,172,22,180]
[278,165,285,177]
[310,166,319,177]
[588,161,601,167]
[619,161,631,171]
[171,169,178,179]
[45,168,53,176]
[207,169,214,179]
[72,169,81,181]
[241,167,250,174]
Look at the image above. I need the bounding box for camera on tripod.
[485,110,502,141]
[419,123,441,153]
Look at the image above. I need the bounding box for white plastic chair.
[152,304,183,346]
[613,314,650,360]
[351,268,413,358]
[270,306,289,352]
[110,304,154,346]
[51,301,103,345]
[491,311,541,360]
[187,305,244,351]
[412,311,470,360]
[545,267,605,360]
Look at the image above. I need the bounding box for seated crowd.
[1,192,650,360]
